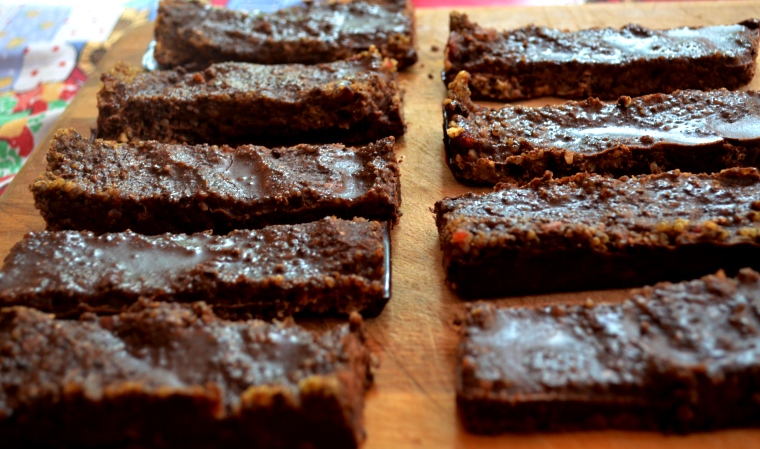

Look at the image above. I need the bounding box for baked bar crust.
[444,71,760,186]
[445,13,760,101]
[98,49,405,146]
[458,269,760,433]
[1,300,372,448]
[0,217,389,319]
[32,129,401,235]
[435,168,760,298]
[155,0,417,70]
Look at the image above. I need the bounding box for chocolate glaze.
[32,129,401,234]
[444,71,760,185]
[155,0,417,70]
[97,49,405,146]
[0,300,372,448]
[435,168,760,297]
[459,269,760,432]
[0,217,388,319]
[444,13,760,100]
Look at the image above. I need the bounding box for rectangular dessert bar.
[154,0,417,70]
[444,13,760,101]
[458,269,760,433]
[0,217,390,319]
[32,129,401,235]
[435,168,760,298]
[98,48,405,146]
[1,300,372,448]
[444,71,760,185]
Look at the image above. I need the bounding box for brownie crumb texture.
[445,13,760,100]
[0,217,389,319]
[0,300,372,449]
[436,168,760,297]
[444,70,760,186]
[458,269,760,433]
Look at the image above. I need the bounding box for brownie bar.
[435,168,760,298]
[0,217,389,319]
[459,269,760,433]
[444,71,760,186]
[98,49,405,146]
[1,300,372,448]
[155,0,417,70]
[32,129,401,235]
[444,13,760,101]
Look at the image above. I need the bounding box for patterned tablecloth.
[0,0,582,195]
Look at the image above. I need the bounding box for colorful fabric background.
[0,1,136,194]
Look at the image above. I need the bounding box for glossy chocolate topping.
[436,168,760,260]
[446,72,760,160]
[455,20,758,66]
[32,129,400,234]
[0,218,387,318]
[443,71,760,184]
[48,129,395,201]
[459,268,760,430]
[155,0,417,69]
[0,301,359,415]
[0,300,371,448]
[131,58,382,101]
[97,49,405,145]
[444,14,759,101]
[190,3,405,52]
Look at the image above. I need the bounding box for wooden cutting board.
[2,2,760,448]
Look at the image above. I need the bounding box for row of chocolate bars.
[1,0,760,446]
[440,13,760,434]
[0,1,417,448]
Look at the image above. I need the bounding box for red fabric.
[12,85,44,114]
[6,127,35,158]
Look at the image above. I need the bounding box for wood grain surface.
[2,2,760,448]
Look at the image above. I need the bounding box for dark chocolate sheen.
[435,168,760,297]
[1,300,371,448]
[98,49,405,146]
[444,71,760,185]
[444,13,760,100]
[0,218,388,319]
[155,0,417,69]
[32,129,401,234]
[459,269,760,432]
